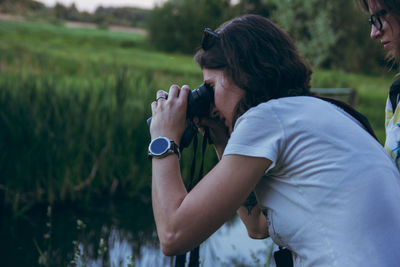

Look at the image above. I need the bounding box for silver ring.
[156,95,167,101]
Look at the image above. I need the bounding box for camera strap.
[188,127,208,190]
[175,127,209,267]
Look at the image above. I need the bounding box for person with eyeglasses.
[148,14,400,267]
[356,0,400,168]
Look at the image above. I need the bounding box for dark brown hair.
[356,0,400,18]
[194,14,313,127]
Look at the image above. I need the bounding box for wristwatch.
[148,136,181,159]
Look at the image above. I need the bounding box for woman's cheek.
[214,91,225,109]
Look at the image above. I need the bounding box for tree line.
[0,0,389,73]
[0,0,149,28]
[147,0,387,73]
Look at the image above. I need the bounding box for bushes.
[147,0,391,73]
[147,0,231,54]
[0,70,155,204]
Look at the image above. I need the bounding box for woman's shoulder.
[234,96,324,132]
[238,96,358,132]
[244,96,324,117]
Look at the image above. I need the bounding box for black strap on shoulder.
[317,96,378,141]
[389,77,400,112]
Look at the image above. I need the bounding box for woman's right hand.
[194,116,229,159]
[150,85,190,147]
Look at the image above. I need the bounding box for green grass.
[0,19,396,206]
[0,20,201,77]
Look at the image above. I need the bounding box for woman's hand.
[194,116,229,159]
[237,204,269,239]
[150,85,190,146]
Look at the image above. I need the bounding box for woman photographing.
[148,14,400,266]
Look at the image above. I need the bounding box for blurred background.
[0,0,397,266]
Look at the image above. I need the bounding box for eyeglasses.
[201,28,219,50]
[369,9,388,31]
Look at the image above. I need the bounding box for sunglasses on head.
[201,28,219,50]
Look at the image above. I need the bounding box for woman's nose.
[370,25,382,39]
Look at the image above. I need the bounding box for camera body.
[147,83,213,149]
[186,83,213,119]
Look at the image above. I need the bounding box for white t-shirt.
[223,96,400,267]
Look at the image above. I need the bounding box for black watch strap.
[168,141,181,159]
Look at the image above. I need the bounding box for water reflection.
[2,199,274,267]
[103,218,274,267]
[134,218,274,267]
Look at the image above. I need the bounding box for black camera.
[147,83,214,149]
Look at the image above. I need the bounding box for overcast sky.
[37,0,166,12]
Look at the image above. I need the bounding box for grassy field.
[0,19,396,207]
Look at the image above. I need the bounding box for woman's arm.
[149,85,271,255]
[195,118,269,240]
[237,204,269,239]
[152,153,271,256]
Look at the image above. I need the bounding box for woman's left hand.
[150,84,190,146]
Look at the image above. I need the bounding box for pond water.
[1,199,275,267]
[106,216,275,267]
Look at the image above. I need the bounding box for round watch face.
[149,137,170,156]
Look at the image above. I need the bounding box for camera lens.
[187,83,213,119]
[147,83,213,149]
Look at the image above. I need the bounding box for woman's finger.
[151,101,157,115]
[181,85,191,95]
[168,84,180,99]
[178,85,190,105]
[156,90,168,102]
